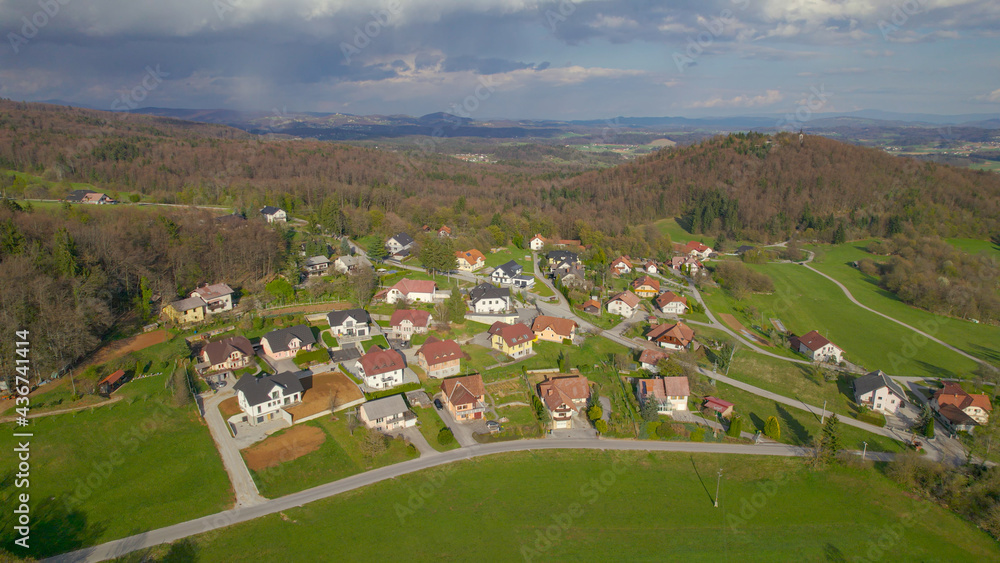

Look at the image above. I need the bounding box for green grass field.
[703,260,982,377]
[484,247,535,273]
[482,338,630,382]
[0,376,231,558]
[126,450,999,562]
[412,406,461,452]
[808,242,1000,370]
[946,237,1000,260]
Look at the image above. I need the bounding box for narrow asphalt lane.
[201,390,266,508]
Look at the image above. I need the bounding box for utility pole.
[714,468,723,508]
[821,400,827,425]
[862,441,868,461]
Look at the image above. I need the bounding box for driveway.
[200,390,266,508]
[393,426,440,457]
[434,394,481,447]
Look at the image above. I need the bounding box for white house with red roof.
[537,376,591,429]
[607,290,641,317]
[638,348,672,372]
[385,278,437,304]
[654,291,688,315]
[610,256,634,276]
[356,348,407,390]
[638,376,690,415]
[682,241,713,260]
[389,309,433,341]
[792,330,843,363]
[933,382,992,427]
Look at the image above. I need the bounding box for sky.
[0,0,998,120]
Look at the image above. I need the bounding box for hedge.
[365,382,421,401]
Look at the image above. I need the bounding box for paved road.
[201,390,266,508]
[802,262,987,367]
[50,437,885,563]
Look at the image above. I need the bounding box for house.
[529,234,546,251]
[606,291,641,317]
[455,249,486,272]
[537,376,591,429]
[261,325,316,360]
[530,234,581,250]
[333,254,373,275]
[853,370,907,415]
[546,250,581,275]
[557,264,589,290]
[385,232,415,257]
[468,283,511,313]
[97,369,128,395]
[933,382,992,426]
[260,206,287,223]
[416,337,463,379]
[682,241,713,260]
[631,275,660,298]
[488,321,534,358]
[359,395,417,432]
[163,296,207,324]
[304,255,330,275]
[671,256,703,275]
[531,315,577,343]
[937,404,980,433]
[703,396,734,419]
[438,225,452,238]
[638,376,689,415]
[582,299,601,314]
[793,330,844,364]
[356,348,407,390]
[200,336,254,373]
[491,260,523,285]
[654,291,688,315]
[65,189,114,204]
[638,348,672,372]
[233,372,303,425]
[189,283,235,313]
[326,308,370,338]
[610,256,633,276]
[644,260,658,274]
[385,278,437,304]
[389,309,433,341]
[735,245,756,256]
[647,321,695,350]
[441,374,486,421]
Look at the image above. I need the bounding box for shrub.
[437,428,455,445]
[726,415,743,438]
[925,418,935,439]
[764,416,781,440]
[690,428,706,442]
[646,421,661,437]
[656,421,675,438]
[587,405,603,421]
[594,419,608,434]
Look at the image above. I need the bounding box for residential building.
[529,234,546,251]
[438,225,452,238]
[530,234,580,250]
[647,321,695,350]
[546,250,581,274]
[638,348,672,372]
[97,369,128,395]
[389,309,433,341]
[853,370,907,415]
[638,376,690,415]
[631,275,660,298]
[606,291,641,317]
[531,315,577,343]
[65,189,114,204]
[441,374,486,421]
[491,260,524,285]
[933,382,992,426]
[654,291,688,315]
[703,396,734,419]
[644,260,658,274]
[333,254,372,275]
[356,348,407,390]
[735,245,756,256]
[455,249,486,272]
[200,336,254,372]
[163,296,207,324]
[792,330,844,364]
[537,376,591,429]
[260,206,287,223]
[682,241,713,260]
[671,256,703,275]
[189,283,235,313]
[468,283,511,313]
[582,299,601,314]
[385,232,415,257]
[326,309,370,338]
[558,264,589,290]
[304,255,330,275]
[416,337,463,379]
[359,395,417,432]
[488,321,534,358]
[261,325,316,360]
[610,256,633,276]
[385,278,437,304]
[234,372,303,425]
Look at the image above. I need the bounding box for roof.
[935,382,993,413]
[938,403,979,427]
[388,232,414,247]
[611,256,633,269]
[304,256,330,267]
[98,369,127,387]
[546,250,579,263]
[438,225,451,234]
[359,348,406,377]
[260,205,283,215]
[202,336,254,366]
[798,330,836,351]
[655,291,687,307]
[531,315,577,338]
[638,348,671,366]
[538,376,590,411]
[417,337,463,367]
[336,254,371,268]
[608,290,640,309]
[65,189,93,202]
[582,299,601,311]
[854,370,906,399]
[736,245,756,254]
[684,241,710,253]
[489,322,534,347]
[326,308,369,327]
[631,275,660,291]
[639,376,690,400]
[234,372,304,407]
[469,283,509,304]
[191,283,234,301]
[456,249,485,264]
[360,395,410,420]
[170,296,207,312]
[703,396,734,412]
[390,308,432,328]
[647,321,695,345]
[391,278,436,296]
[441,374,485,407]
[261,325,316,353]
[493,260,523,276]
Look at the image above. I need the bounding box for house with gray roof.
[260,206,287,223]
[358,395,416,432]
[327,308,370,338]
[385,232,415,257]
[333,254,372,275]
[468,283,511,313]
[261,325,316,360]
[853,370,907,415]
[233,372,304,425]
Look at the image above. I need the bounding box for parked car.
[434,398,443,410]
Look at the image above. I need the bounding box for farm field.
[807,242,1000,369]
[0,376,232,558]
[137,450,998,562]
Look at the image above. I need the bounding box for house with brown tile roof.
[654,291,688,315]
[581,299,601,314]
[97,369,128,396]
[531,315,577,343]
[441,374,486,421]
[417,337,464,379]
[933,382,992,426]
[682,241,713,259]
[647,321,695,350]
[793,330,843,363]
[638,348,672,372]
[631,275,660,297]
[488,321,534,358]
[389,309,433,341]
[190,283,236,313]
[637,376,689,415]
[356,348,407,390]
[386,278,437,304]
[537,376,590,429]
[610,256,634,275]
[438,225,452,237]
[607,290,641,317]
[455,249,486,272]
[200,335,254,373]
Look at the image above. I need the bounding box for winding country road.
[47,437,890,563]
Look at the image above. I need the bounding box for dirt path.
[0,395,123,423]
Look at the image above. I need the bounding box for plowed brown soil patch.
[242,425,326,471]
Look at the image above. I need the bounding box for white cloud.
[976,88,1000,103]
[687,89,783,109]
